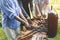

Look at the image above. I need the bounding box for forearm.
[15,16,26,24]
[21,7,29,18]
[36,4,41,16]
[15,16,30,27]
[19,12,28,22]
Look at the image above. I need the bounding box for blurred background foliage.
[50,0,60,13]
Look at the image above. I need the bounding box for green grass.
[0,22,60,40]
[0,27,7,40]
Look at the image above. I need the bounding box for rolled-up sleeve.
[8,11,17,19]
[2,0,20,19]
[3,5,17,19]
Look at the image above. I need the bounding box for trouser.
[3,27,20,40]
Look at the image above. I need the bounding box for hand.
[27,17,32,24]
[42,14,46,18]
[37,13,41,17]
[25,22,31,27]
[27,16,30,20]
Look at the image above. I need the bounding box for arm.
[21,7,30,17]
[2,0,30,26]
[17,0,29,22]
[18,0,30,18]
[19,11,29,23]
[33,0,41,17]
[35,4,41,16]
[15,16,27,24]
[3,4,27,24]
[19,11,31,27]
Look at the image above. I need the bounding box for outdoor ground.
[0,22,60,40]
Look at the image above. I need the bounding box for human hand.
[27,16,30,20]
[42,14,46,18]
[25,22,31,27]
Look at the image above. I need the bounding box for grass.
[0,22,60,40]
[0,27,7,40]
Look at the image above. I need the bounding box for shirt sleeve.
[2,0,20,19]
[33,0,38,4]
